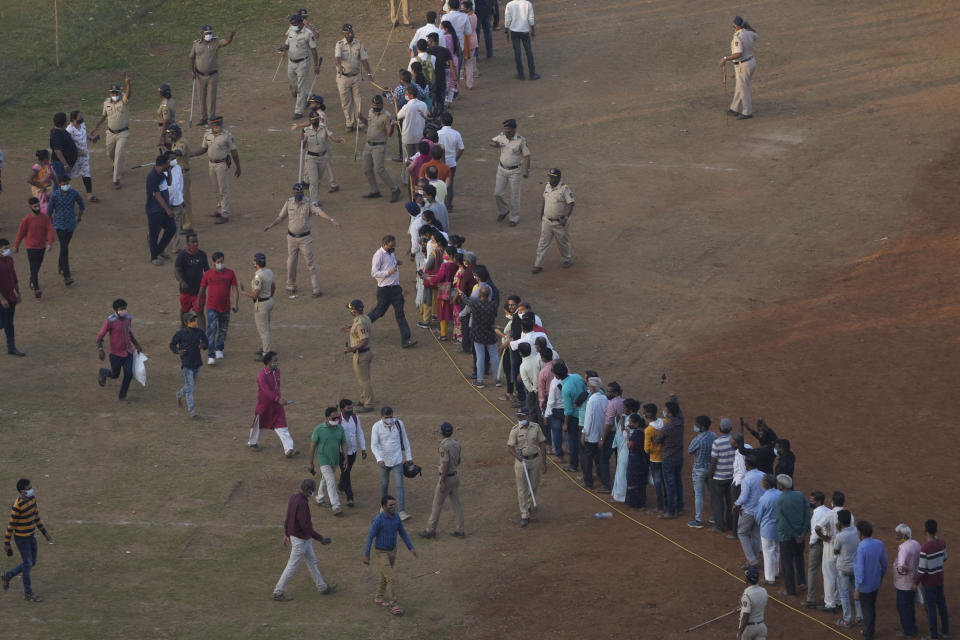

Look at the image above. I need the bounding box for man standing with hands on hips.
[507,406,547,527]
[721,16,758,120]
[335,24,374,131]
[489,119,530,227]
[191,115,240,224]
[280,14,321,120]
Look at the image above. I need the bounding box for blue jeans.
[477,11,494,57]
[649,462,665,511]
[692,466,709,522]
[509,31,536,76]
[177,367,198,411]
[206,309,231,357]
[564,415,580,471]
[473,342,497,384]
[548,409,564,457]
[923,584,950,638]
[4,535,38,595]
[661,458,683,515]
[838,571,863,623]
[379,464,406,511]
[896,588,918,636]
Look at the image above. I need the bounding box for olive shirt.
[201,129,237,161]
[350,314,372,349]
[287,28,317,61]
[304,125,332,154]
[102,95,131,131]
[275,198,327,236]
[335,38,368,74]
[190,39,220,74]
[172,139,191,171]
[311,422,346,467]
[543,182,574,220]
[252,267,274,299]
[157,98,176,125]
[365,110,393,143]
[438,437,461,474]
[491,133,529,169]
[507,421,545,457]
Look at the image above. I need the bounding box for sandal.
[88,195,100,203]
[375,597,390,607]
[390,604,404,616]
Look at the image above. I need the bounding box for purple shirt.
[284,492,323,542]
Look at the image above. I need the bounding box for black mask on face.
[76,118,84,125]
[386,246,396,253]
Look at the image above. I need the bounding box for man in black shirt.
[49,112,78,179]
[145,154,177,266]
[174,232,210,327]
[169,310,208,418]
[425,33,458,112]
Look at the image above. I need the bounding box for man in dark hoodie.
[654,395,684,518]
[169,310,208,418]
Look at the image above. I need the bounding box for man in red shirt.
[915,518,950,639]
[418,145,451,182]
[13,199,54,299]
[272,478,337,601]
[0,238,26,356]
[196,251,239,366]
[96,298,143,400]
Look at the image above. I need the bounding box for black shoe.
[515,74,525,80]
[496,213,508,222]
[728,109,740,116]
[401,339,418,348]
[293,113,303,120]
[362,192,382,199]
[450,531,466,538]
[197,118,208,126]
[98,371,107,386]
[531,266,542,274]
[7,348,25,357]
[737,114,754,120]
[418,529,436,539]
[64,277,74,285]
[35,290,42,299]
[328,186,339,193]
[389,188,401,203]
[529,73,541,80]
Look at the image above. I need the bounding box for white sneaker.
[207,357,215,366]
[215,350,224,359]
[398,510,411,521]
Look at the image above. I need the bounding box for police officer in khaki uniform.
[190,115,241,224]
[721,16,758,120]
[263,183,341,298]
[89,74,132,190]
[358,95,402,201]
[489,118,530,226]
[344,299,375,412]
[280,14,321,120]
[239,252,275,359]
[419,421,465,539]
[506,406,547,527]
[156,84,176,146]
[335,24,374,131]
[189,25,236,127]
[301,111,346,202]
[531,168,574,273]
[166,124,193,232]
[738,566,768,639]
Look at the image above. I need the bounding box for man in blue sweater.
[169,310,208,418]
[364,495,418,615]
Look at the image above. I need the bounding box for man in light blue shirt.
[553,360,586,474]
[579,377,608,491]
[756,474,782,584]
[734,455,764,567]
[854,520,887,640]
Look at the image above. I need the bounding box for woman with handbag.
[422,246,458,340]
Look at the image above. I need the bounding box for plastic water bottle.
[594,512,613,519]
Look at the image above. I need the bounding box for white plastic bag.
[133,351,149,387]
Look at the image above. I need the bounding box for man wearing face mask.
[489,119,530,227]
[173,232,209,326]
[300,111,345,203]
[144,153,177,266]
[358,95,402,202]
[96,298,143,400]
[249,351,299,457]
[240,253,275,359]
[166,149,187,250]
[309,407,348,516]
[507,406,547,527]
[420,421,465,539]
[337,398,368,507]
[272,478,335,602]
[13,197,54,299]
[280,14,321,120]
[191,115,240,224]
[90,74,132,190]
[189,25,236,127]
[0,238,26,356]
[156,84,176,146]
[343,299,375,413]
[532,168,574,273]
[196,251,239,366]
[263,183,341,299]
[335,24,373,131]
[166,125,193,233]
[371,407,415,520]
[66,111,99,203]
[367,235,417,348]
[169,310,208,419]
[2,479,52,602]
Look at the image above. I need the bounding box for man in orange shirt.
[13,198,54,299]
[418,145,451,183]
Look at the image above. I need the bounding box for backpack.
[420,54,436,86]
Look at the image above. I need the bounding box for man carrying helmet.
[344,299,375,413]
[263,183,341,299]
[280,14,321,120]
[190,115,241,223]
[189,24,236,127]
[358,94,402,202]
[89,74,132,190]
[335,24,374,131]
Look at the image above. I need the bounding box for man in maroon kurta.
[248,351,299,457]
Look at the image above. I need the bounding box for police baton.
[189,77,196,127]
[272,52,284,82]
[683,607,739,633]
[521,454,537,508]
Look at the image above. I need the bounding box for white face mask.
[215,262,224,271]
[111,95,120,102]
[329,419,340,427]
[204,34,214,41]
[1,249,11,257]
[117,309,128,317]
[25,488,35,498]
[383,417,395,426]
[170,158,178,167]
[61,184,70,191]
[519,419,529,426]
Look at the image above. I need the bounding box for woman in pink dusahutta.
[248,351,299,458]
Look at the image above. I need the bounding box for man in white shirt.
[580,377,609,492]
[509,314,551,352]
[517,342,542,415]
[729,433,752,540]
[366,235,417,348]
[442,0,473,60]
[421,184,449,232]
[396,87,428,185]
[337,399,367,507]
[804,491,831,608]
[370,406,415,520]
[503,0,538,80]
[436,112,465,210]
[544,369,564,459]
[409,11,442,56]
[167,151,186,252]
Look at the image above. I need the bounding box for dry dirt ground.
[2,0,960,638]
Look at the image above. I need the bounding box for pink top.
[894,538,921,591]
[537,363,555,410]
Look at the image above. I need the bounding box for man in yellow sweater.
[3,478,52,602]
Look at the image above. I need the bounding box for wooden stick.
[684,608,739,633]
[54,0,61,68]
[371,80,414,200]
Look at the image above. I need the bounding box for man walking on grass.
[272,478,336,602]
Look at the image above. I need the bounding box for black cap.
[290,14,303,23]
[166,123,182,135]
[502,118,517,128]
[342,23,354,31]
[547,168,561,177]
[109,84,122,93]
[440,422,454,436]
[733,15,744,27]
[347,299,364,311]
[209,114,224,124]
[515,407,530,417]
[309,94,324,104]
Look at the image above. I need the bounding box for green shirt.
[311,422,345,467]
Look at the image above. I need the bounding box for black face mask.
[31,207,41,214]
[76,118,84,125]
[386,246,396,254]
[372,107,382,113]
[342,410,353,418]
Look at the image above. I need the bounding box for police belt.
[256,296,272,302]
[108,127,129,134]
[210,158,227,164]
[367,141,386,146]
[440,471,457,476]
[745,621,764,626]
[547,217,566,223]
[522,453,539,460]
[195,68,218,76]
[354,347,370,353]
[288,230,311,238]
[733,56,753,65]
[289,57,307,63]
[340,71,358,77]
[499,162,520,170]
[306,151,327,157]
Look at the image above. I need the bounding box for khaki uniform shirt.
[366,110,392,143]
[731,29,757,58]
[304,125,332,154]
[438,437,461,475]
[507,421,545,457]
[276,198,326,236]
[253,267,274,299]
[349,314,372,349]
[543,182,574,221]
[287,28,317,61]
[740,584,768,624]
[335,39,368,75]
[157,98,176,124]
[190,39,220,74]
[172,138,190,171]
[491,133,530,169]
[102,95,131,131]
[201,129,237,161]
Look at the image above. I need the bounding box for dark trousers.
[922,584,950,638]
[649,461,665,511]
[55,228,74,278]
[896,588,918,636]
[626,458,648,508]
[501,348,515,394]
[3,535,38,595]
[446,165,457,208]
[730,483,742,533]
[338,452,358,501]
[710,478,734,531]
[581,441,599,487]
[477,11,494,57]
[510,31,536,76]
[100,353,133,399]
[0,300,16,350]
[367,284,412,344]
[548,408,564,457]
[26,248,45,290]
[598,431,614,489]
[564,415,580,470]
[861,589,879,640]
[661,458,683,515]
[147,210,176,260]
[779,538,806,595]
[81,176,93,193]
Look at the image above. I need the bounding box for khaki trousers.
[197,72,218,121]
[304,154,338,204]
[286,233,321,295]
[374,548,397,603]
[389,0,410,24]
[171,205,185,252]
[741,622,767,640]
[288,59,311,115]
[730,59,757,116]
[534,217,572,267]
[208,161,230,216]
[494,167,523,223]
[181,170,194,230]
[426,473,463,533]
[253,297,274,353]
[514,457,541,518]
[352,349,374,406]
[362,142,397,193]
[105,129,129,183]
[336,74,362,128]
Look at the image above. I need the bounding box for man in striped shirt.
[916,518,950,640]
[3,479,52,602]
[709,418,736,533]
